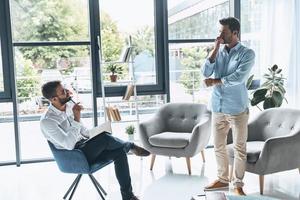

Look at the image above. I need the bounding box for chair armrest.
[139,116,165,138]
[138,116,165,149]
[227,119,263,144]
[186,116,211,155]
[257,131,300,173]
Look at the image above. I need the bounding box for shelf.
[104,99,138,103]
[110,119,139,123]
[101,61,134,64]
[103,80,134,86]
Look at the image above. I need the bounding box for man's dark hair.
[41,81,61,100]
[219,17,240,35]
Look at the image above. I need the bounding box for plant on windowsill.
[106,63,123,82]
[249,64,287,110]
[125,124,135,141]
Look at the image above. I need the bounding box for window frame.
[0,1,12,101]
[95,0,169,97]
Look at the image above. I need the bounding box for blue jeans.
[76,132,134,200]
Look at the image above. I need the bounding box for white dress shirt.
[40,103,89,150]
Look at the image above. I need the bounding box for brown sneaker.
[204,180,229,191]
[234,187,246,196]
[130,144,150,157]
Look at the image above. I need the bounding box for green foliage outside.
[14,0,88,70]
[16,60,40,103]
[130,26,155,57]
[179,47,208,94]
[12,0,155,102]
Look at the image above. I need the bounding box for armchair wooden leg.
[201,150,206,163]
[259,175,264,195]
[229,165,233,182]
[150,154,156,170]
[186,157,191,175]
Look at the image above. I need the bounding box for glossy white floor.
[0,148,299,200]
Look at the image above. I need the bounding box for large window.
[10,0,94,160]
[0,103,15,163]
[0,0,168,165]
[10,0,89,42]
[241,0,263,77]
[168,0,230,40]
[99,0,157,85]
[168,0,230,103]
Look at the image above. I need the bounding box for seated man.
[40,81,150,200]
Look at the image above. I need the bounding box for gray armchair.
[139,103,211,175]
[227,108,300,194]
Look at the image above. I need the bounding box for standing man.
[202,17,255,195]
[40,81,150,200]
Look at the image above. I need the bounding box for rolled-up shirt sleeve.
[69,118,90,138]
[202,59,216,78]
[221,49,255,87]
[41,118,82,150]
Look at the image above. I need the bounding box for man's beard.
[223,38,231,44]
[58,96,71,105]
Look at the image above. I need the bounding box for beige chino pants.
[212,109,249,188]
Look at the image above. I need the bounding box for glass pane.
[0,103,16,162]
[241,0,264,77]
[97,94,166,141]
[99,0,157,85]
[168,0,230,40]
[0,39,4,92]
[14,45,94,159]
[10,0,89,42]
[169,42,214,103]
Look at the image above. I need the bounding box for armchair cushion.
[228,141,265,164]
[148,132,191,148]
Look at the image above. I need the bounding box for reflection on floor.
[0,148,299,200]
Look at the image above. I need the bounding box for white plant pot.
[128,134,134,141]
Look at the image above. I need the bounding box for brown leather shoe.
[234,187,246,196]
[204,180,229,191]
[130,144,150,157]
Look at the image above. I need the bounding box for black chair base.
[63,174,107,200]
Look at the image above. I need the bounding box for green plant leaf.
[253,88,268,97]
[251,95,266,106]
[261,80,272,87]
[277,84,286,93]
[251,88,267,106]
[263,97,276,109]
[271,64,278,71]
[246,74,254,89]
[268,68,272,73]
[272,91,283,106]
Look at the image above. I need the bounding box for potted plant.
[125,124,135,141]
[250,64,287,110]
[106,63,123,82]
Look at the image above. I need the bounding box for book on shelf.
[106,106,121,121]
[105,107,112,121]
[112,106,121,121]
[122,84,134,100]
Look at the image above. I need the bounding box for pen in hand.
[69,97,77,104]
